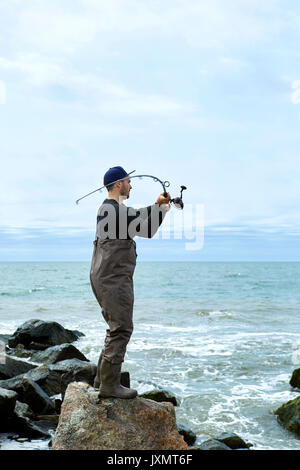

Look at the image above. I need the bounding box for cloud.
[0,80,6,104]
[0,54,64,86]
[0,53,191,116]
[2,0,287,57]
[291,80,300,104]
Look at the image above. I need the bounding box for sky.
[0,0,300,261]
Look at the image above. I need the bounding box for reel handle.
[170,185,187,210]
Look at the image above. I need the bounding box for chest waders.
[90,238,138,398]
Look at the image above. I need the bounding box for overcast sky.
[0,0,299,261]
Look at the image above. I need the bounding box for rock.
[51,359,97,397]
[290,369,300,389]
[194,438,232,450]
[30,344,89,365]
[177,423,197,446]
[52,382,188,450]
[214,432,250,449]
[72,330,85,338]
[21,376,56,415]
[120,371,130,388]
[29,342,51,351]
[0,355,37,380]
[33,414,59,436]
[26,364,62,396]
[0,374,55,415]
[7,400,51,439]
[6,347,34,359]
[140,389,179,406]
[0,387,18,419]
[0,365,62,398]
[8,319,83,349]
[0,359,97,399]
[14,400,35,419]
[275,396,300,436]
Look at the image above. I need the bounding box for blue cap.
[103,166,136,186]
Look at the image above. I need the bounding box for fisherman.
[90,166,171,399]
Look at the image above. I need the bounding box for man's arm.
[127,193,171,239]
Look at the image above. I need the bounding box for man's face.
[120,177,132,199]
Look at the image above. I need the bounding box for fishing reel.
[165,185,187,210]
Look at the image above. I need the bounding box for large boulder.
[290,369,300,389]
[0,387,18,419]
[0,355,37,380]
[0,365,62,398]
[30,344,89,365]
[275,396,300,436]
[6,401,52,439]
[8,319,84,350]
[52,382,188,450]
[0,375,55,415]
[0,359,97,399]
[50,359,97,397]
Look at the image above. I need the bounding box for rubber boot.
[93,352,103,389]
[98,358,137,399]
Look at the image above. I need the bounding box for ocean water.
[0,261,300,450]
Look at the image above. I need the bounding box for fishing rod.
[76,174,187,209]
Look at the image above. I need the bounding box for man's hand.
[156,192,171,209]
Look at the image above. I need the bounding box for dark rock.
[6,347,34,359]
[290,368,300,389]
[195,438,232,450]
[177,423,197,446]
[14,400,35,419]
[0,359,97,399]
[275,396,300,436]
[8,319,83,349]
[0,387,18,419]
[140,389,179,406]
[0,355,37,380]
[30,343,89,365]
[120,371,130,388]
[54,398,62,414]
[0,365,62,397]
[34,414,59,434]
[0,374,55,415]
[72,330,85,338]
[52,382,188,450]
[26,364,62,396]
[29,341,51,351]
[53,359,97,397]
[21,376,56,415]
[215,432,250,449]
[7,400,51,438]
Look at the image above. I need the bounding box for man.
[90,166,171,399]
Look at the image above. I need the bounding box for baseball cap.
[103,166,136,186]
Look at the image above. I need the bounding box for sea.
[0,261,300,450]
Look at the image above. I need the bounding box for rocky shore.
[274,367,300,437]
[2,318,292,450]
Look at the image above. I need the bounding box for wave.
[195,309,232,318]
[0,287,46,297]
